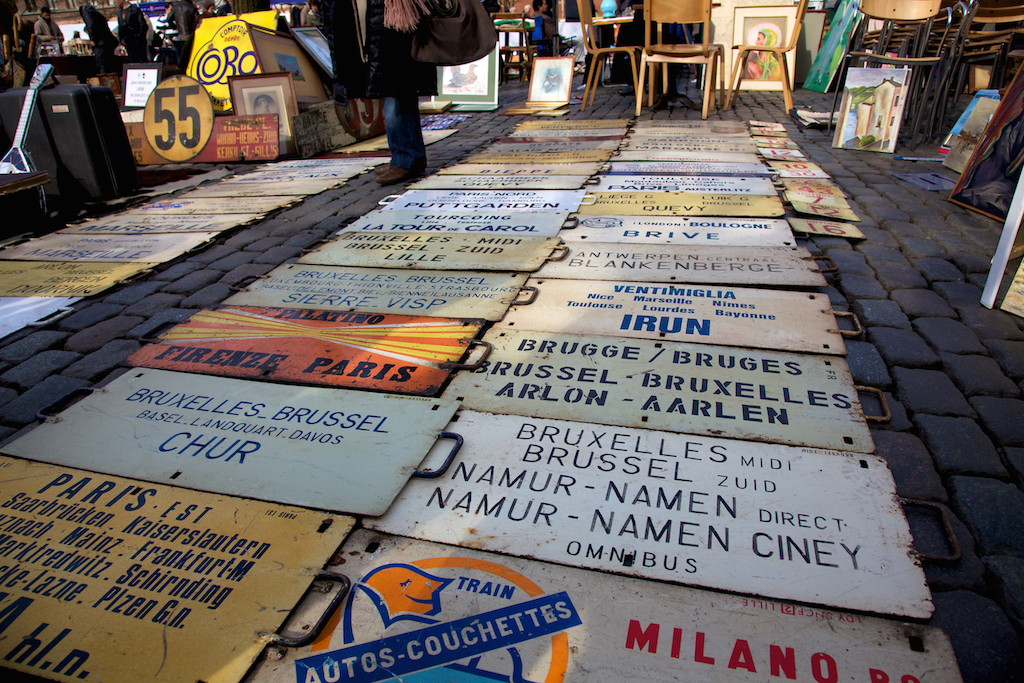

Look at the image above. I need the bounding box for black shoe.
[652,95,673,111]
[618,87,635,96]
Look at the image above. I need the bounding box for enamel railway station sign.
[565,216,795,246]
[484,140,623,154]
[443,329,874,452]
[0,296,79,337]
[248,159,383,177]
[788,217,867,240]
[299,233,563,272]
[781,178,846,196]
[2,368,459,516]
[184,178,347,197]
[622,140,756,154]
[340,209,570,236]
[0,233,216,263]
[768,160,830,178]
[614,150,761,164]
[634,120,749,132]
[60,212,262,234]
[379,190,585,213]
[496,279,845,354]
[604,160,773,176]
[516,118,630,129]
[127,307,484,395]
[577,192,785,217]
[437,162,605,176]
[759,147,806,160]
[245,531,957,683]
[0,456,356,683]
[410,174,590,190]
[590,175,777,195]
[368,410,929,617]
[508,127,628,137]
[224,264,529,321]
[534,243,827,287]
[139,195,298,214]
[0,261,156,297]
[787,192,862,222]
[464,151,614,164]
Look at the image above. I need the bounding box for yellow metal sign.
[768,160,830,178]
[60,213,262,234]
[516,119,629,129]
[143,75,215,162]
[788,217,866,240]
[788,194,861,222]
[782,178,846,197]
[184,178,347,197]
[1001,260,1024,318]
[409,174,588,190]
[186,12,279,111]
[0,261,155,297]
[464,151,613,164]
[0,233,215,262]
[437,162,604,176]
[0,456,354,683]
[615,150,761,163]
[577,192,785,217]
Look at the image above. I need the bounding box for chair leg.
[780,52,793,114]
[635,55,648,117]
[701,60,712,119]
[728,49,747,109]
[582,53,601,110]
[717,52,725,110]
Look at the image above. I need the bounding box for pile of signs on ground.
[0,116,963,682]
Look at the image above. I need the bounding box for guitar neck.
[9,65,54,151]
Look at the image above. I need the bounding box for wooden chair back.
[645,0,713,53]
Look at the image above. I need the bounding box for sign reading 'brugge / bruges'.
[496,279,845,354]
[127,307,483,394]
[590,175,777,195]
[369,411,929,617]
[534,243,826,287]
[224,264,528,320]
[2,368,459,515]
[565,215,794,246]
[244,531,958,683]
[60,212,262,234]
[0,233,216,263]
[341,210,569,236]
[0,456,355,683]
[299,233,562,272]
[443,330,873,452]
[577,192,785,217]
[380,190,585,213]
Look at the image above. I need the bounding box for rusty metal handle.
[510,285,538,306]
[834,310,863,338]
[0,233,31,249]
[856,386,891,423]
[36,387,95,422]
[585,176,600,185]
[578,193,597,206]
[228,275,260,292]
[561,216,579,229]
[414,432,463,478]
[546,244,570,262]
[377,194,399,206]
[120,268,155,286]
[259,571,352,648]
[815,255,839,273]
[447,340,492,371]
[26,306,75,327]
[300,236,333,255]
[900,498,962,563]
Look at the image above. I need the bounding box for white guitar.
[0,63,55,175]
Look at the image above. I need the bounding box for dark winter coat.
[331,0,437,98]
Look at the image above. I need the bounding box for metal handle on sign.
[300,236,332,255]
[186,238,215,255]
[259,571,351,648]
[378,195,398,205]
[900,499,961,563]
[834,311,863,338]
[856,386,891,423]
[0,233,30,250]
[26,306,74,327]
[414,432,463,478]
[510,286,538,306]
[579,194,597,206]
[815,255,839,274]
[36,387,95,422]
[449,340,492,371]
[561,216,579,229]
[585,177,599,185]
[546,244,570,262]
[120,268,155,286]
[228,275,260,292]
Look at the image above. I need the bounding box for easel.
[981,168,1024,309]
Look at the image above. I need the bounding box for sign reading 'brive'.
[577,192,785,217]
[369,410,929,617]
[534,243,826,287]
[0,456,355,683]
[497,279,845,354]
[3,368,459,515]
[443,330,873,452]
[224,264,528,320]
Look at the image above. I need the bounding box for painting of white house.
[832,67,911,154]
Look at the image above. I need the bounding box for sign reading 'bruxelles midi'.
[368,410,930,617]
[443,330,874,452]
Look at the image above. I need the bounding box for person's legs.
[383,94,425,171]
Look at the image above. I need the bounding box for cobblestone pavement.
[2,79,1024,681]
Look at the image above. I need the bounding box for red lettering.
[870,669,889,683]
[727,639,756,672]
[670,627,682,659]
[624,620,659,654]
[811,652,838,683]
[694,632,715,665]
[770,645,797,679]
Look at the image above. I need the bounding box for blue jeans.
[384,95,426,170]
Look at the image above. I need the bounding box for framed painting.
[248,27,327,102]
[732,4,800,91]
[229,72,298,154]
[832,67,910,154]
[290,26,333,78]
[950,67,1024,221]
[435,46,500,110]
[121,63,162,109]
[803,0,860,93]
[527,56,574,105]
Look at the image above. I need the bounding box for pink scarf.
[383,0,431,32]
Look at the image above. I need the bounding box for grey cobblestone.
[873,263,929,290]
[872,390,914,431]
[933,281,985,304]
[913,257,965,283]
[219,263,275,287]
[0,350,82,390]
[837,273,888,299]
[0,375,91,426]
[56,303,124,332]
[190,244,237,264]
[207,251,257,272]
[957,307,1024,342]
[851,299,910,328]
[1007,448,1024,488]
[893,367,974,416]
[899,236,948,259]
[870,430,946,500]
[890,288,957,318]
[826,249,873,275]
[101,281,165,306]
[914,414,1007,476]
[122,293,185,318]
[940,352,1022,398]
[181,284,232,309]
[150,261,202,282]
[913,318,987,354]
[910,508,985,591]
[0,331,69,364]
[128,309,196,340]
[254,245,304,264]
[970,397,1024,447]
[242,235,290,253]
[160,270,223,295]
[62,339,142,381]
[984,339,1024,378]
[950,475,1024,557]
[868,328,941,367]
[985,556,1024,634]
[65,316,146,354]
[843,339,891,388]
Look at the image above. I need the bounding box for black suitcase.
[0,84,138,203]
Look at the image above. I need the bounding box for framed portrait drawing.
[229,72,298,154]
[831,67,910,154]
[435,46,499,110]
[526,56,574,106]
[122,64,162,109]
[732,4,799,92]
[290,26,333,79]
[950,67,1024,222]
[248,28,327,102]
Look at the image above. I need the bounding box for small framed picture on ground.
[229,72,298,154]
[831,67,910,154]
[122,63,162,109]
[436,46,500,111]
[290,26,333,78]
[249,27,327,102]
[527,56,574,106]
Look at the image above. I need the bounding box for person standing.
[33,6,64,56]
[80,4,117,74]
[114,0,149,63]
[331,0,436,185]
[165,0,196,68]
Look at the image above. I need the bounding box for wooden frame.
[435,46,500,110]
[527,56,574,105]
[290,26,333,78]
[229,72,298,154]
[732,4,800,91]
[248,28,327,102]
[121,63,162,109]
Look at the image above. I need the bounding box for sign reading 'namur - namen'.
[368,410,929,617]
[243,531,958,683]
[0,456,355,683]
[443,330,874,452]
[224,264,528,320]
[565,215,795,246]
[340,210,569,236]
[496,278,845,354]
[2,368,459,515]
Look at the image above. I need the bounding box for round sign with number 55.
[143,75,215,163]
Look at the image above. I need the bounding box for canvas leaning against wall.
[832,67,910,154]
